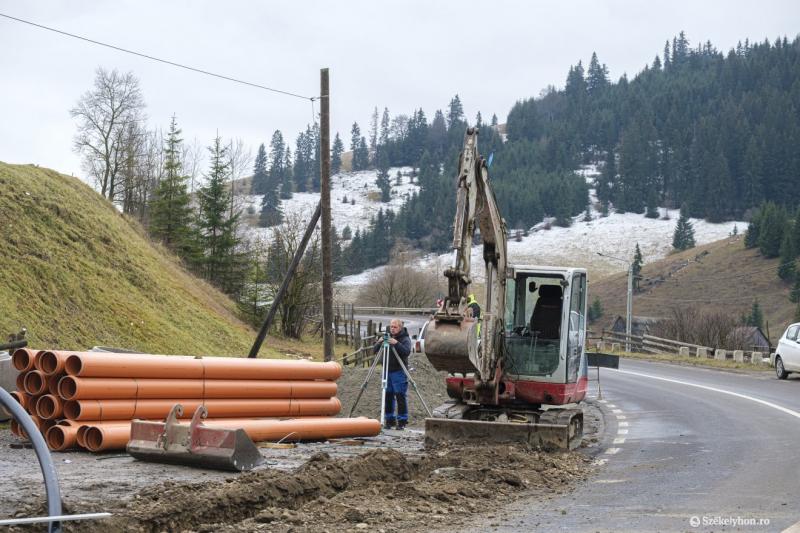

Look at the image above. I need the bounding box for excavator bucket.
[127,404,264,472]
[423,319,479,374]
[424,406,583,451]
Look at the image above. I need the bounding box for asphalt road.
[470,359,800,532]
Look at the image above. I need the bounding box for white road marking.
[781,519,800,532]
[612,409,623,414]
[617,429,629,435]
[608,404,617,408]
[593,479,627,483]
[614,369,800,420]
[592,458,609,466]
[616,415,627,420]
[613,437,626,444]
[618,421,629,427]
[605,447,621,455]
[598,400,608,403]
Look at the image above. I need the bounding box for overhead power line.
[0,12,316,101]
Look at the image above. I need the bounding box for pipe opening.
[85,427,103,451]
[76,426,88,448]
[64,355,83,376]
[40,351,58,374]
[47,427,65,449]
[12,349,33,371]
[63,400,81,420]
[24,371,45,395]
[15,373,26,392]
[59,377,78,400]
[37,396,56,418]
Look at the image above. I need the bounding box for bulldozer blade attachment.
[424,410,583,451]
[127,405,264,472]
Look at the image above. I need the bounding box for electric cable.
[0,12,315,101]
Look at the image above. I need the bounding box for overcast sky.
[1,0,799,180]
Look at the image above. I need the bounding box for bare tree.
[358,247,442,308]
[71,68,146,201]
[265,212,322,338]
[182,137,205,196]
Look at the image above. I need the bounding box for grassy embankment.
[588,235,796,345]
[0,162,322,359]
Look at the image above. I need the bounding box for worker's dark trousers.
[385,370,408,424]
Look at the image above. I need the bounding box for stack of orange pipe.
[8,348,380,452]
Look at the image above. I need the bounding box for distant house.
[610,315,664,336]
[726,326,771,352]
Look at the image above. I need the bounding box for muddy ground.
[2,353,606,531]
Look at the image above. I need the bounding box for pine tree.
[757,202,787,258]
[149,115,195,260]
[790,277,800,303]
[350,122,362,171]
[587,297,604,323]
[632,243,643,290]
[778,230,797,281]
[379,107,390,147]
[341,225,352,240]
[672,205,696,251]
[331,133,344,175]
[376,150,391,202]
[280,147,293,199]
[250,143,269,195]
[356,136,369,171]
[746,300,764,329]
[446,94,464,130]
[196,136,241,286]
[369,106,378,166]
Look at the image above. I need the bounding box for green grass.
[0,162,323,359]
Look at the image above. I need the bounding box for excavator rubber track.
[424,403,583,451]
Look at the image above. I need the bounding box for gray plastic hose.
[0,386,62,533]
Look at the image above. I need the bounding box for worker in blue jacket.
[374,319,412,430]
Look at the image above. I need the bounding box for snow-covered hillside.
[338,165,745,295]
[242,167,417,241]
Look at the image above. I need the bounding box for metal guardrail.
[349,307,436,316]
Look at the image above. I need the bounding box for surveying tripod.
[349,332,432,425]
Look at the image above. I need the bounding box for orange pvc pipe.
[23,370,48,396]
[47,374,64,396]
[11,348,38,372]
[84,425,131,452]
[12,414,43,439]
[10,390,29,411]
[64,397,342,421]
[58,377,337,401]
[15,373,25,392]
[84,416,381,451]
[77,421,130,449]
[64,352,342,381]
[202,416,382,442]
[46,424,79,451]
[36,394,64,420]
[40,351,70,376]
[33,350,49,372]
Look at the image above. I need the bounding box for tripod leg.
[391,347,433,418]
[347,347,384,417]
[380,344,389,425]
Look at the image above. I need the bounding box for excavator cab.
[503,266,589,405]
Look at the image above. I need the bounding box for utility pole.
[597,252,633,353]
[320,68,334,362]
[625,263,632,353]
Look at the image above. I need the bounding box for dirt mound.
[70,445,590,532]
[336,352,449,425]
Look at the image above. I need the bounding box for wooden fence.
[596,330,767,364]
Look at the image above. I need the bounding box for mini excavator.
[423,128,587,450]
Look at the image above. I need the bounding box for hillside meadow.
[0,162,322,359]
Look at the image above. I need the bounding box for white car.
[775,322,800,379]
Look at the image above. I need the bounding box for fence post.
[714,349,727,360]
[696,347,708,358]
[679,346,690,357]
[751,351,763,365]
[733,350,744,363]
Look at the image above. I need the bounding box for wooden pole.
[320,68,334,362]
